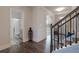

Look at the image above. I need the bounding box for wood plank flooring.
[0,40,49,53]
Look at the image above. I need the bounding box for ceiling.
[45,6,72,14]
[44,6,73,20]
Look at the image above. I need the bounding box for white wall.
[32,7,55,42]
[0,6,32,50]
[32,7,47,42]
[0,7,10,50]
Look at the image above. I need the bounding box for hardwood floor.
[1,34,78,53]
[0,40,49,53]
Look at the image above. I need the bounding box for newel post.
[50,24,53,53]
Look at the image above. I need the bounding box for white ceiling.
[44,6,73,19]
[45,6,72,14]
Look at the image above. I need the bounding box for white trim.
[33,38,45,43]
[23,39,28,42]
[0,43,10,51]
[33,39,39,43]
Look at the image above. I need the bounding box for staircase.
[50,7,79,53]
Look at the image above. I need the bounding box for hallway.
[0,6,78,53]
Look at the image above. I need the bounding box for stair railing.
[50,7,79,53]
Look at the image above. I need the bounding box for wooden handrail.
[59,13,79,28]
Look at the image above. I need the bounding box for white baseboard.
[23,39,28,42]
[33,38,45,43]
[0,43,10,51]
[32,39,39,43]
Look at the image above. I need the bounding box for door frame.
[10,8,24,45]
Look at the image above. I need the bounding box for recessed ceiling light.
[56,7,65,12]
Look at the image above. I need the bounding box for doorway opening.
[10,9,24,46]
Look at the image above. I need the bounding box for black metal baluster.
[54,27,55,50]
[50,24,53,53]
[73,17,75,43]
[75,12,78,43]
[61,22,62,48]
[73,18,74,33]
[65,19,67,47]
[70,15,72,45]
[57,25,59,49]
